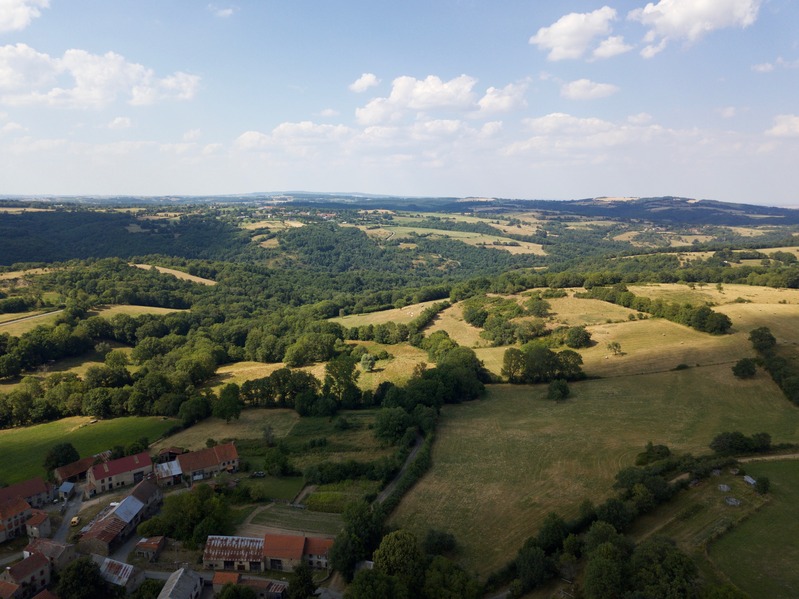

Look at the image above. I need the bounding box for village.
[0,441,334,599]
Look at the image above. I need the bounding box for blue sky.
[0,1,797,205]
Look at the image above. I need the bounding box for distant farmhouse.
[203,533,333,573]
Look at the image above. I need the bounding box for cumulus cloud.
[0,0,48,33]
[236,121,353,152]
[529,6,618,61]
[318,108,339,117]
[356,74,477,125]
[349,73,380,93]
[1,121,23,133]
[107,116,132,129]
[752,57,799,73]
[183,128,201,141]
[717,106,736,119]
[592,35,633,59]
[208,4,235,18]
[561,78,619,100]
[0,43,199,108]
[477,82,527,113]
[629,0,762,58]
[766,114,799,137]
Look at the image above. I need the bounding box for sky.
[0,0,797,205]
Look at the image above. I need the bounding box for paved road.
[0,309,63,327]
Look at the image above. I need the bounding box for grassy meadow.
[250,503,343,536]
[132,264,217,285]
[391,370,799,576]
[0,416,177,484]
[708,460,799,598]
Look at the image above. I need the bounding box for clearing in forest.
[132,264,217,285]
[391,371,799,576]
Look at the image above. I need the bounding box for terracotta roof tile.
[177,443,238,474]
[54,456,96,481]
[90,451,152,480]
[7,553,50,582]
[213,571,241,585]
[26,511,49,527]
[0,477,49,504]
[263,534,305,561]
[304,537,334,557]
[0,581,20,599]
[0,497,31,520]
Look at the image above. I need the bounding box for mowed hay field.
[391,370,799,576]
[132,264,217,285]
[709,460,799,599]
[150,409,300,453]
[0,416,177,484]
[330,300,444,328]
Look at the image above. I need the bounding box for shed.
[58,482,76,500]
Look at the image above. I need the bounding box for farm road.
[0,309,63,327]
[376,433,423,504]
[739,452,799,463]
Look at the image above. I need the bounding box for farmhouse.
[92,555,144,594]
[135,536,166,562]
[53,454,105,485]
[24,511,51,539]
[0,553,51,598]
[157,567,203,599]
[203,535,265,572]
[0,478,53,509]
[86,451,153,496]
[79,480,162,555]
[0,498,32,543]
[155,460,183,487]
[176,442,239,483]
[203,533,334,572]
[23,539,76,571]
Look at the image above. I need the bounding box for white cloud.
[717,106,736,119]
[629,0,762,58]
[592,35,633,60]
[627,112,653,125]
[561,79,619,100]
[753,57,799,72]
[356,74,477,125]
[108,116,132,129]
[318,108,339,117]
[752,62,774,73]
[349,73,380,93]
[477,82,527,113]
[208,4,235,18]
[529,6,618,61]
[1,121,23,132]
[183,128,201,141]
[0,0,48,33]
[766,114,799,137]
[234,130,270,150]
[0,43,200,108]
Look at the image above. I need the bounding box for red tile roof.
[0,581,20,599]
[263,534,305,561]
[0,477,50,504]
[212,571,241,586]
[90,451,152,480]
[54,456,96,481]
[304,537,334,557]
[135,536,165,552]
[7,553,49,582]
[129,480,160,504]
[25,539,70,562]
[26,511,49,527]
[0,497,31,520]
[177,443,238,474]
[32,590,60,599]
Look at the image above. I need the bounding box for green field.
[709,460,799,598]
[0,416,178,484]
[391,369,799,576]
[250,503,343,536]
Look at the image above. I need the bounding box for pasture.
[92,304,185,317]
[249,503,343,536]
[709,460,799,598]
[0,416,177,484]
[0,312,60,336]
[391,371,799,576]
[330,300,442,327]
